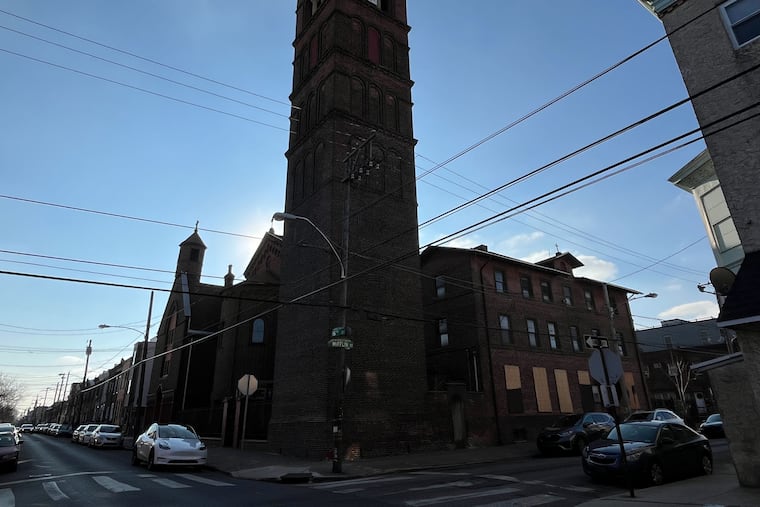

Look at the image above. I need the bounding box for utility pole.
[603,283,631,417]
[135,291,153,435]
[77,340,92,426]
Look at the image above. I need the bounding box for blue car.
[582,421,712,486]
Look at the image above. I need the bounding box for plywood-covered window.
[533,367,552,412]
[554,369,573,413]
[504,365,523,414]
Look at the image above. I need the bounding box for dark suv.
[537,412,615,455]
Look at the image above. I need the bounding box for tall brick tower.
[269,0,429,459]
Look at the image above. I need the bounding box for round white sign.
[237,374,258,396]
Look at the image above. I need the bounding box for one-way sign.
[584,335,609,348]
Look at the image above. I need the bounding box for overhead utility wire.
[0,194,262,240]
[0,8,296,109]
[0,24,292,120]
[352,4,718,225]
[0,47,293,132]
[433,105,759,249]
[415,153,706,278]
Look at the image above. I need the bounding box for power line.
[0,7,297,109]
[0,47,293,132]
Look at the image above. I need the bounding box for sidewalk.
[204,441,760,506]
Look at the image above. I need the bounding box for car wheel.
[648,461,665,486]
[573,436,587,455]
[700,454,713,475]
[147,450,157,471]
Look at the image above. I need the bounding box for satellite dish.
[709,267,736,295]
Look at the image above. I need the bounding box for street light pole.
[272,211,348,473]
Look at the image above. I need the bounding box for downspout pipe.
[479,260,503,445]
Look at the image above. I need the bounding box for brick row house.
[422,246,647,446]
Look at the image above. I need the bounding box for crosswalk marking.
[42,481,69,501]
[479,474,521,482]
[151,478,191,489]
[92,476,140,493]
[476,493,564,506]
[0,489,14,507]
[175,474,234,487]
[405,486,520,506]
[408,481,474,491]
[312,475,414,489]
[560,485,594,492]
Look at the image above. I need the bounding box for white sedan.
[132,423,207,470]
[89,424,123,448]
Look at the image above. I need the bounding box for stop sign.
[588,349,623,385]
[237,374,258,396]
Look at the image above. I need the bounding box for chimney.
[224,265,235,288]
[474,244,489,252]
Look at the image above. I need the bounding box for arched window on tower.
[369,85,381,124]
[382,35,395,71]
[252,319,265,344]
[368,27,380,64]
[351,18,364,57]
[309,34,319,69]
[350,77,364,117]
[385,94,397,131]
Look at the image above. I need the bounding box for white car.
[78,424,99,445]
[132,423,207,470]
[89,424,123,448]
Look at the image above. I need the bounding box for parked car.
[581,421,712,486]
[699,414,725,438]
[55,424,74,438]
[46,423,60,436]
[90,425,123,449]
[19,424,34,433]
[78,424,99,445]
[536,412,615,455]
[0,424,19,444]
[0,431,22,472]
[625,409,684,425]
[34,423,49,433]
[72,424,87,443]
[132,423,207,470]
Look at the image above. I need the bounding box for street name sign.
[584,335,609,349]
[328,338,353,350]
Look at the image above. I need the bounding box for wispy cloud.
[574,255,617,281]
[657,301,719,321]
[497,231,545,252]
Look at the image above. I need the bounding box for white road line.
[312,475,415,489]
[404,486,520,506]
[478,475,520,482]
[175,474,234,487]
[92,476,140,493]
[560,485,595,492]
[334,488,366,494]
[475,493,564,506]
[151,478,191,489]
[410,471,470,476]
[42,481,69,501]
[0,489,14,507]
[408,481,474,491]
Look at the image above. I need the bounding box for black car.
[537,412,615,455]
[699,414,725,438]
[582,421,712,486]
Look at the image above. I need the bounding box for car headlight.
[158,440,171,450]
[199,443,206,450]
[626,449,646,462]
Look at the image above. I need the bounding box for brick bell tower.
[269,0,429,459]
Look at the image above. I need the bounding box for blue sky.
[0,1,720,414]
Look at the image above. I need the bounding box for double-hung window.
[438,319,449,347]
[527,319,539,347]
[720,0,760,48]
[499,314,512,345]
[547,322,558,349]
[494,270,506,294]
[520,276,533,299]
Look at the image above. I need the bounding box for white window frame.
[720,0,760,48]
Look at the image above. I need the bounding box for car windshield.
[158,425,198,439]
[607,424,658,443]
[553,414,582,427]
[706,414,721,423]
[626,412,653,421]
[99,425,121,433]
[0,434,15,447]
[85,425,98,431]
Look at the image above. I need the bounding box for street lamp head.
[644,292,658,298]
[98,324,110,329]
[272,212,299,222]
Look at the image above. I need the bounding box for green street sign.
[331,327,347,337]
[328,338,353,349]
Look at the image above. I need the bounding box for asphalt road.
[1,433,731,506]
[0,433,387,506]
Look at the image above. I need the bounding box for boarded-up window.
[578,370,595,412]
[625,371,639,409]
[533,367,552,412]
[368,27,380,63]
[554,369,573,413]
[504,365,523,414]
